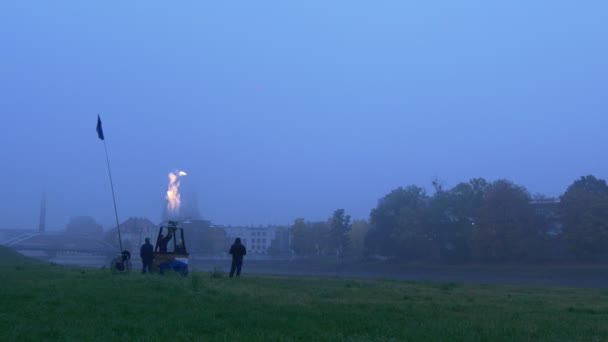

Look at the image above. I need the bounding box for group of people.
[139,230,178,273]
[139,236,247,277]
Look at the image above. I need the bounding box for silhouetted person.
[175,240,186,254]
[229,238,247,278]
[140,237,154,273]
[158,230,173,253]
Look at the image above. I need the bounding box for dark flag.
[96,115,105,140]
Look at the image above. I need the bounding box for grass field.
[1,247,607,341]
[192,258,608,287]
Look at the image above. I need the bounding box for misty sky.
[1,1,607,230]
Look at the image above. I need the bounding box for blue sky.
[1,1,607,230]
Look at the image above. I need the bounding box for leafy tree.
[427,178,487,261]
[471,179,546,261]
[290,218,312,255]
[329,209,352,256]
[268,227,291,256]
[289,218,330,255]
[349,220,370,256]
[560,175,608,260]
[366,185,429,258]
[311,221,330,255]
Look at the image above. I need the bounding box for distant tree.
[65,216,103,237]
[469,177,489,197]
[290,218,330,255]
[451,178,488,220]
[267,244,282,257]
[366,185,429,259]
[349,220,370,256]
[311,221,330,255]
[560,175,608,260]
[290,218,313,255]
[329,209,352,256]
[471,179,546,261]
[427,178,487,261]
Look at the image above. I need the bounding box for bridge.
[0,229,119,266]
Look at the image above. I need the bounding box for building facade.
[222,225,289,255]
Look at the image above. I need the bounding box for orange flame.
[166,170,187,216]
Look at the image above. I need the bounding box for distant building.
[223,225,289,255]
[105,217,293,256]
[111,217,158,251]
[181,219,226,253]
[66,216,103,238]
[161,190,202,223]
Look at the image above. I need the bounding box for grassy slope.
[0,262,607,341]
[0,246,42,266]
[195,258,608,280]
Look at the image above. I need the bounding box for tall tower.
[181,189,201,220]
[38,191,46,233]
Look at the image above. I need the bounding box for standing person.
[229,237,247,278]
[140,237,154,273]
[158,229,173,253]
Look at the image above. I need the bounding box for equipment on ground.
[110,250,132,273]
[153,220,189,276]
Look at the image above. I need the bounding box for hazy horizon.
[1,1,606,230]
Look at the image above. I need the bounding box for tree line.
[290,175,608,262]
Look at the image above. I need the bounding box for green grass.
[1,247,607,341]
[0,246,42,266]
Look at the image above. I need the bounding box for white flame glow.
[166,170,187,216]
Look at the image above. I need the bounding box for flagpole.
[97,115,123,252]
[103,141,123,252]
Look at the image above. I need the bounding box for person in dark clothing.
[229,237,247,278]
[158,230,173,253]
[140,237,154,273]
[175,241,186,254]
